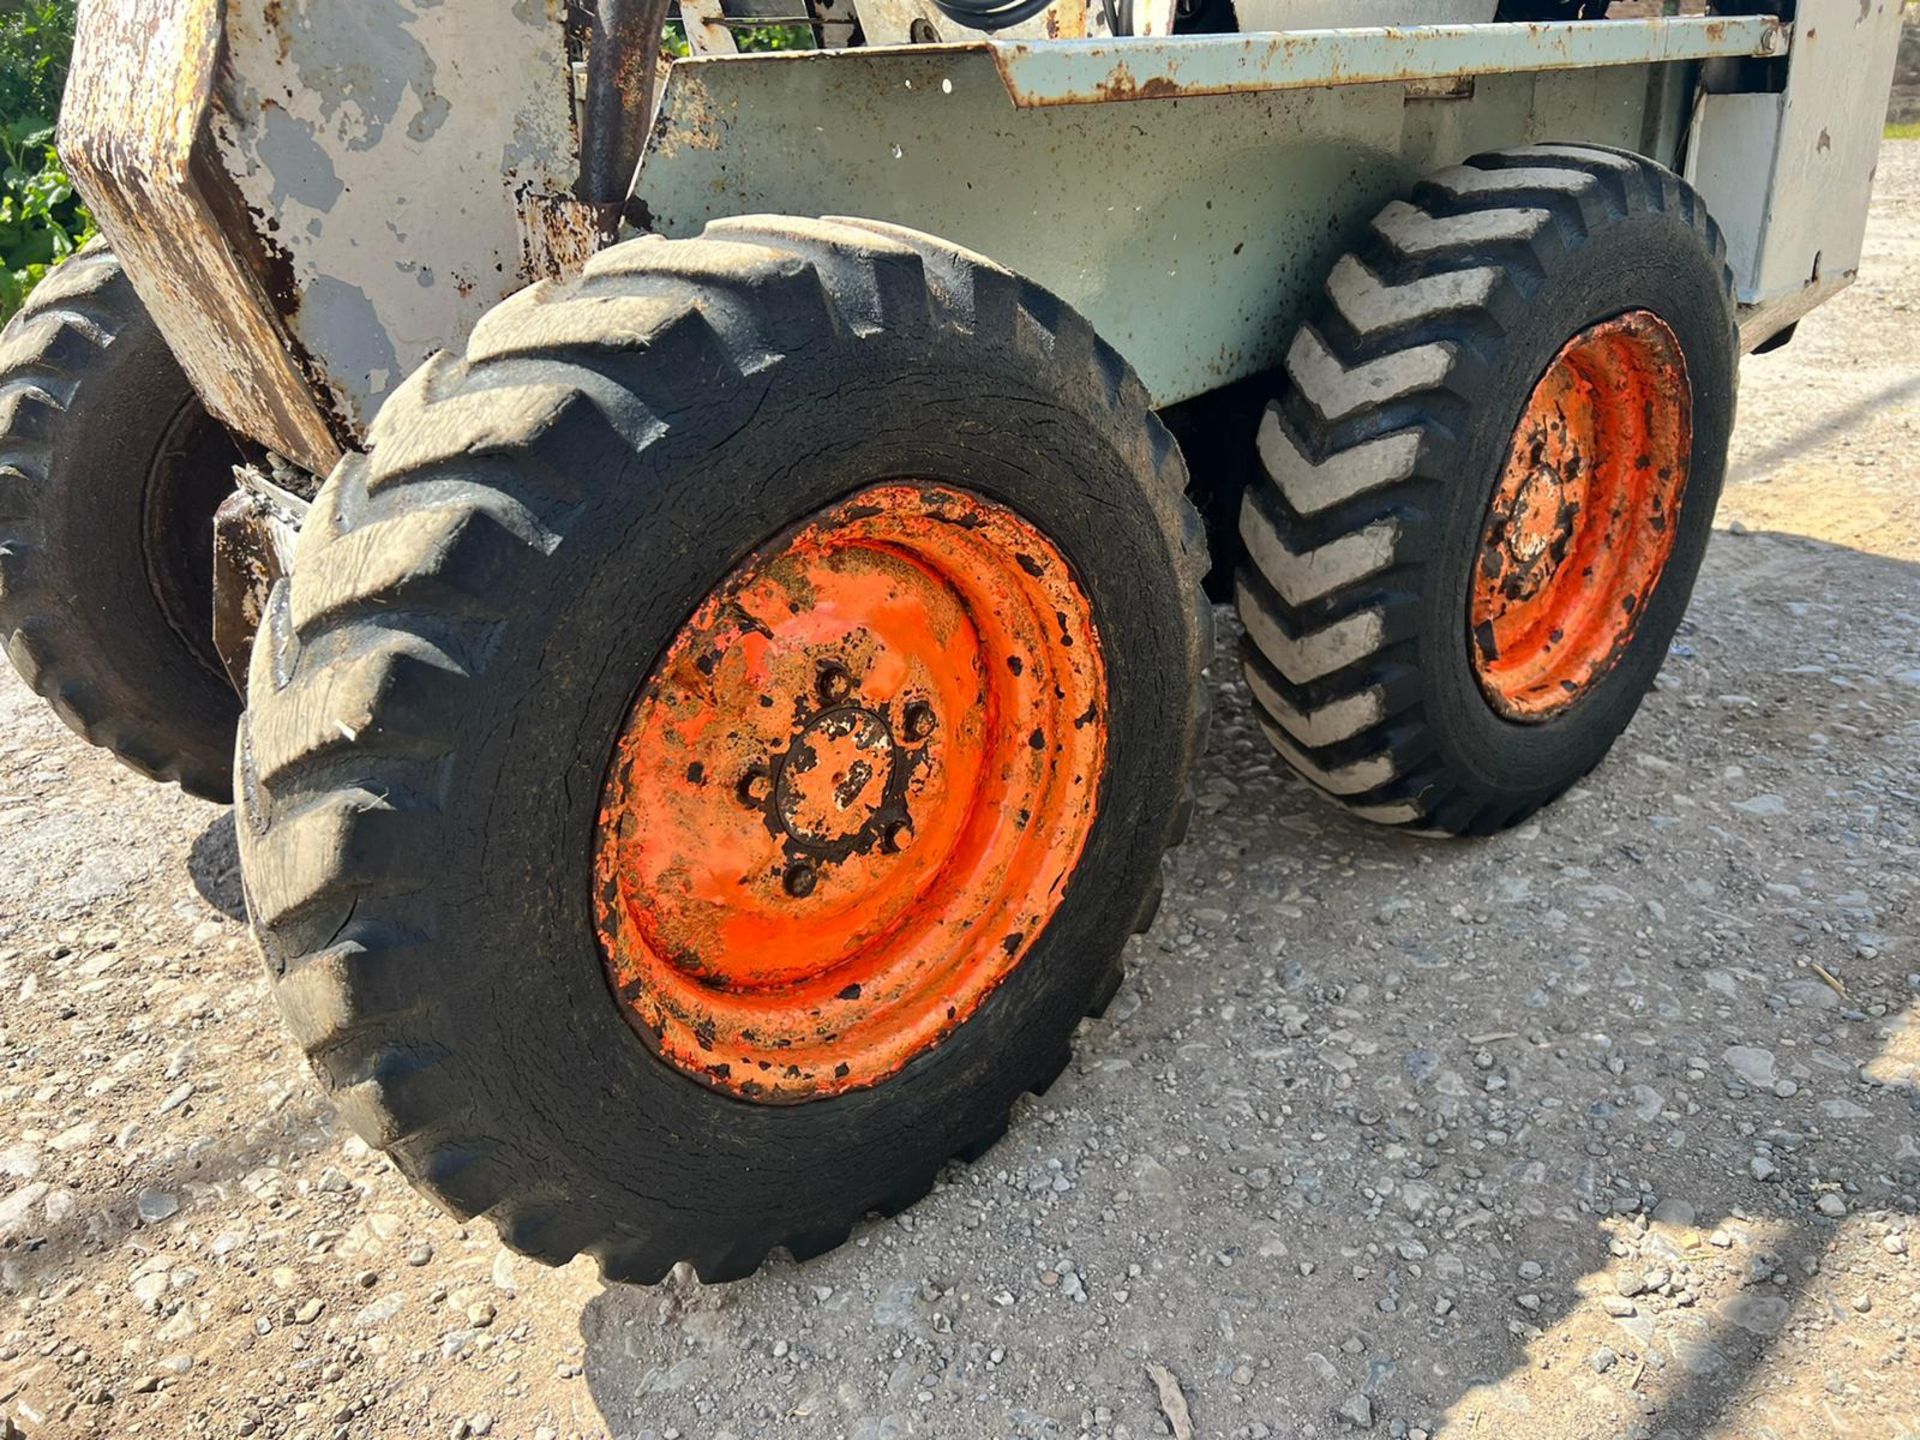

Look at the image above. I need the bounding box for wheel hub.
[775,705,900,848]
[593,483,1108,1102]
[1470,310,1693,722]
[1495,462,1576,595]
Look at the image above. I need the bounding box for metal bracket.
[211,464,309,695]
[983,15,1788,106]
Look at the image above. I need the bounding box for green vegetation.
[662,19,814,55]
[1887,120,1920,141]
[0,0,94,323]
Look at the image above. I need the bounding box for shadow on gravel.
[188,809,248,921]
[0,1098,344,1300]
[570,532,1920,1440]
[1729,372,1920,483]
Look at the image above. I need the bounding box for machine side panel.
[1750,0,1904,301]
[634,49,1656,408]
[214,0,584,441]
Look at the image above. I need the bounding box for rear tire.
[236,218,1211,1281]
[0,243,245,801]
[1235,145,1736,835]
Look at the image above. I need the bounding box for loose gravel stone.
[1336,1392,1375,1429]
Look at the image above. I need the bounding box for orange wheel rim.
[1470,310,1692,721]
[593,483,1107,1102]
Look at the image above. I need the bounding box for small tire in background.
[235,217,1211,1282]
[1235,144,1737,835]
[0,242,247,801]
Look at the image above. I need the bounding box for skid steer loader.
[0,0,1901,1281]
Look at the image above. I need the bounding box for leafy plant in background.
[1,120,92,321]
[662,19,814,55]
[0,0,93,324]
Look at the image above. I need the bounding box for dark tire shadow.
[188,808,247,921]
[574,532,1920,1439]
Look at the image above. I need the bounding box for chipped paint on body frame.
[63,0,584,470]
[635,45,1665,408]
[217,0,582,436]
[984,15,1787,107]
[61,5,1870,464]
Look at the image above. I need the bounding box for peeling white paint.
[216,0,579,437]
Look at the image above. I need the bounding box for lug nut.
[783,861,818,898]
[738,764,771,806]
[902,702,936,741]
[884,821,914,853]
[816,663,854,705]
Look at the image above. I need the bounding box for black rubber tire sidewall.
[1414,207,1735,811]
[2,253,243,800]
[401,329,1193,1257]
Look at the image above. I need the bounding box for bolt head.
[816,663,855,705]
[884,821,914,853]
[903,702,937,741]
[783,861,818,898]
[738,766,771,806]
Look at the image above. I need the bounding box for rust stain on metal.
[592,483,1107,1103]
[988,16,1787,108]
[61,0,346,475]
[211,467,306,694]
[516,188,606,281]
[1092,61,1184,102]
[1470,310,1692,722]
[646,66,728,158]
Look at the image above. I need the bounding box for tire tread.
[240,217,1212,1282]
[1235,145,1733,832]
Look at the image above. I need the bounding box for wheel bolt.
[902,702,936,741]
[817,663,854,705]
[884,821,913,853]
[783,861,818,897]
[738,764,771,806]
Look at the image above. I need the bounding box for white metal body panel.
[1686,90,1777,292]
[1687,0,1904,322]
[214,0,582,437]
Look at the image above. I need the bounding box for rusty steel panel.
[215,0,582,442]
[63,0,583,467]
[985,14,1787,107]
[211,471,306,694]
[62,0,345,475]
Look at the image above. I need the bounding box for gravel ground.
[3,147,1920,1440]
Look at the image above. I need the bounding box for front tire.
[1235,144,1736,835]
[236,218,1211,1281]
